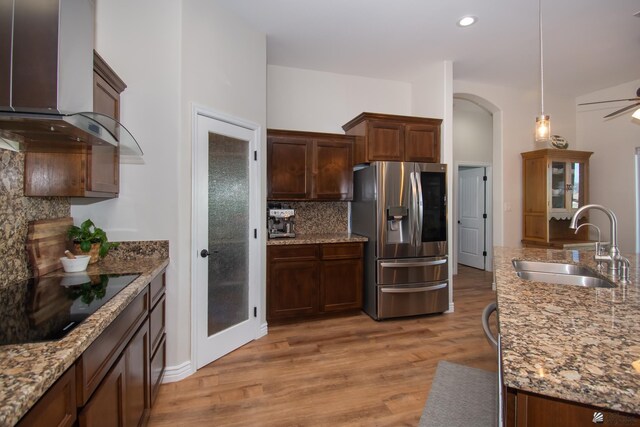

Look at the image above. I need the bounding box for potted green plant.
[67,219,119,264]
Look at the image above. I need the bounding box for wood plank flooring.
[148,265,497,426]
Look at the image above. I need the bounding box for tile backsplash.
[0,150,70,287]
[269,201,349,234]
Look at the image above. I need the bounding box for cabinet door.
[267,137,312,199]
[404,124,440,163]
[125,319,150,427]
[510,389,640,427]
[320,243,363,312]
[79,356,126,427]
[267,246,319,320]
[90,71,121,195]
[313,140,353,200]
[522,156,548,242]
[321,258,362,312]
[0,0,11,109]
[367,121,404,161]
[17,367,76,427]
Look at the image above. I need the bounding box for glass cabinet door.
[550,160,586,212]
[551,161,566,209]
[569,161,585,209]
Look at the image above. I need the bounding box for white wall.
[267,65,411,132]
[453,80,577,248]
[453,98,493,163]
[74,0,267,375]
[179,0,266,373]
[74,0,182,361]
[576,79,640,253]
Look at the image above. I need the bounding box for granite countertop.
[0,245,169,426]
[494,246,640,415]
[267,232,368,246]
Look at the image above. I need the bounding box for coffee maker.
[268,208,296,238]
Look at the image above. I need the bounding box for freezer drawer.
[377,281,448,319]
[377,256,447,285]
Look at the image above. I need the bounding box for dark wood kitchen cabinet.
[505,387,640,426]
[267,242,363,321]
[320,243,363,312]
[23,51,125,198]
[267,129,354,201]
[16,366,77,427]
[342,112,442,165]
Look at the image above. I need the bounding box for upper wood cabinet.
[521,149,593,248]
[342,112,442,165]
[23,51,125,198]
[267,129,354,201]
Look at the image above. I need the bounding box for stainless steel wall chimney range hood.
[0,0,141,156]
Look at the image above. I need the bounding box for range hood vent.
[0,0,142,156]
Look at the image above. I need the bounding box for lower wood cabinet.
[16,367,76,427]
[506,387,640,427]
[17,270,166,427]
[267,242,363,321]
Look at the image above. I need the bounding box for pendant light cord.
[539,0,544,115]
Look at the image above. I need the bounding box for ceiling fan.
[578,88,640,119]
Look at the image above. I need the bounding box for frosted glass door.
[194,111,259,369]
[207,133,249,336]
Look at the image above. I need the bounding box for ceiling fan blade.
[578,98,640,106]
[603,102,640,118]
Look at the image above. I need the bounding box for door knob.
[200,249,210,258]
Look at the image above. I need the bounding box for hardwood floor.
[148,264,497,426]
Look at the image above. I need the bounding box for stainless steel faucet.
[569,204,630,283]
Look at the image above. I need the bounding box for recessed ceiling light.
[457,15,477,27]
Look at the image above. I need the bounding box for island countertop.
[494,246,640,415]
[0,243,169,427]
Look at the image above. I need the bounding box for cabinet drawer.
[150,294,165,355]
[321,243,362,260]
[76,287,149,406]
[149,271,166,308]
[17,366,76,427]
[150,334,166,407]
[268,244,318,262]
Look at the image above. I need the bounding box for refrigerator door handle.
[415,167,424,245]
[380,282,448,293]
[409,171,419,247]
[379,259,447,268]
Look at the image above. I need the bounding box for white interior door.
[193,109,261,369]
[458,167,486,269]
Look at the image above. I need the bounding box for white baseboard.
[445,302,455,313]
[162,360,196,384]
[162,325,268,385]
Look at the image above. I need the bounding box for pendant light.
[535,0,550,143]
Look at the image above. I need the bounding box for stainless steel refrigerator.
[352,162,448,320]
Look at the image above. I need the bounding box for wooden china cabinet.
[521,149,593,248]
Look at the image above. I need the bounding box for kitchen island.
[494,246,640,421]
[0,242,169,426]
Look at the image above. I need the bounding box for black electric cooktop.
[0,273,140,346]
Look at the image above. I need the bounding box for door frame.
[453,161,493,274]
[190,104,264,370]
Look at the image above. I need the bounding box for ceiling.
[218,0,640,99]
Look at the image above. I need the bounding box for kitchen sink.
[512,260,615,288]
